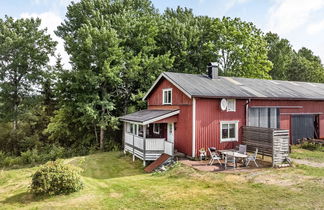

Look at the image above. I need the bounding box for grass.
[290,145,324,162]
[1,151,324,209]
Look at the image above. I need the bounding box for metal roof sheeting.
[163,72,324,100]
[119,109,179,124]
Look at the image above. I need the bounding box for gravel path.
[292,158,324,168]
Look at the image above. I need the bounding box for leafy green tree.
[55,0,173,149]
[0,16,56,129]
[157,7,212,74]
[287,48,324,83]
[265,32,294,80]
[204,17,272,78]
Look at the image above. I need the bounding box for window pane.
[130,124,134,134]
[134,124,138,135]
[269,108,277,128]
[259,108,268,128]
[249,108,259,127]
[138,125,143,137]
[229,124,236,138]
[222,124,229,139]
[227,99,235,111]
[168,91,171,103]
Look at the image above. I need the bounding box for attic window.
[227,99,236,112]
[163,88,172,105]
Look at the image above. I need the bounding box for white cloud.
[20,12,71,69]
[267,0,324,35]
[307,19,324,35]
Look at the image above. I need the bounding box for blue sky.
[1,0,324,68]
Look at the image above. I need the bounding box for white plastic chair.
[208,147,222,166]
[238,144,247,154]
[246,148,259,167]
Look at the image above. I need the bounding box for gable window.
[153,123,160,134]
[248,108,279,128]
[227,99,236,112]
[220,121,239,142]
[162,88,172,105]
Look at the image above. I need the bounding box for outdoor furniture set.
[203,145,258,169]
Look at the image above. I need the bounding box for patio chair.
[208,147,222,166]
[238,144,247,154]
[245,148,259,167]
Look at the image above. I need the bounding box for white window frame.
[153,123,160,134]
[162,88,172,105]
[220,121,239,142]
[226,99,236,112]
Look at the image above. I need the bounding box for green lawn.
[1,151,324,209]
[290,145,324,162]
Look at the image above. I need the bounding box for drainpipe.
[245,99,251,126]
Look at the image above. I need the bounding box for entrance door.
[165,123,174,156]
[167,123,174,143]
[291,115,315,144]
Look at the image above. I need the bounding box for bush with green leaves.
[30,160,83,195]
[21,148,41,164]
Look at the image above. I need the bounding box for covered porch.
[120,109,179,166]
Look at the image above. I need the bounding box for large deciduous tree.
[204,17,272,78]
[0,16,56,129]
[265,32,294,80]
[54,0,173,149]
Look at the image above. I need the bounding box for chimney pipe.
[207,62,218,79]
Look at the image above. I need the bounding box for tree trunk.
[100,126,104,150]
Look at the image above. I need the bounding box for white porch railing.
[124,133,168,161]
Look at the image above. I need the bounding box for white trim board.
[192,97,196,158]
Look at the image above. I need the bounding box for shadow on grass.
[1,191,51,205]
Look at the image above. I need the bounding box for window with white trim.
[227,99,236,112]
[126,123,131,133]
[220,121,239,142]
[162,88,172,105]
[128,123,139,136]
[153,123,160,134]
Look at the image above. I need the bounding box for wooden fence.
[243,126,290,167]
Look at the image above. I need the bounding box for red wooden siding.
[250,100,324,139]
[195,98,245,156]
[145,77,324,157]
[194,98,324,157]
[147,78,193,156]
[320,115,324,138]
[147,78,191,106]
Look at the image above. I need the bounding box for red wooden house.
[120,63,324,165]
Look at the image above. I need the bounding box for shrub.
[301,142,320,151]
[3,156,23,167]
[0,151,6,166]
[41,144,65,161]
[21,148,41,165]
[30,160,83,195]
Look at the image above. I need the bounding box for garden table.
[218,150,248,169]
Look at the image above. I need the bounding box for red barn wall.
[250,100,324,139]
[147,78,193,156]
[194,98,324,157]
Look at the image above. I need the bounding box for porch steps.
[144,153,171,173]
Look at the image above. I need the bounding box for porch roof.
[119,109,180,125]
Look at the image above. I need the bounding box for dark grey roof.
[163,72,324,100]
[119,109,179,123]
